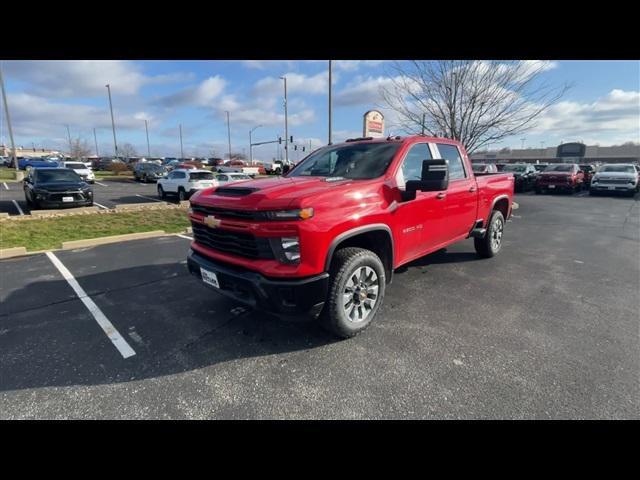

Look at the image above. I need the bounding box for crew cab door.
[392,143,446,263]
[434,143,478,239]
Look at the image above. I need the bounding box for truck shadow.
[395,248,481,274]
[0,262,336,393]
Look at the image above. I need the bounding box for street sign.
[363,110,384,138]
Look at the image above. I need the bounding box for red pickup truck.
[187,135,514,338]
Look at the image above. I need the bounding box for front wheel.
[157,185,166,199]
[320,247,386,339]
[474,210,505,258]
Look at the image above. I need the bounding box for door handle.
[436,192,446,199]
[469,186,477,192]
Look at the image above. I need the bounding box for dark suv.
[24,167,93,209]
[133,162,167,182]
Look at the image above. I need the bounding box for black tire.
[319,247,386,339]
[178,188,187,201]
[142,174,147,183]
[474,210,505,258]
[157,185,166,200]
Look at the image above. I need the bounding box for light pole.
[328,60,332,145]
[225,111,232,161]
[249,124,262,164]
[93,128,99,157]
[179,124,184,159]
[0,64,17,170]
[105,84,118,158]
[520,137,526,150]
[144,119,151,158]
[280,76,288,164]
[65,124,72,158]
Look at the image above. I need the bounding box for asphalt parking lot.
[1,192,638,419]
[0,177,174,215]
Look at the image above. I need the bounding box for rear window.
[545,165,574,172]
[189,172,214,180]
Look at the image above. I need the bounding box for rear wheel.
[474,210,505,258]
[178,188,187,201]
[320,247,386,339]
[158,185,166,199]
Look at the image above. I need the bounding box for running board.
[469,228,487,239]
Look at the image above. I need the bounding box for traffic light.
[302,146,305,152]
[294,145,297,151]
[290,136,293,143]
[278,137,282,144]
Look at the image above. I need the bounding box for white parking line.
[93,202,109,210]
[45,252,136,359]
[12,200,24,216]
[135,194,163,202]
[176,234,193,240]
[95,181,108,187]
[3,182,8,190]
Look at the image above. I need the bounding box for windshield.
[545,165,573,172]
[503,165,526,172]
[189,172,214,180]
[65,162,86,169]
[600,165,635,173]
[288,142,401,180]
[36,169,81,183]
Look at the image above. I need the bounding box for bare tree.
[380,61,571,154]
[225,152,247,161]
[69,138,92,159]
[119,142,137,159]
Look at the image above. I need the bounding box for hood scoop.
[215,186,260,197]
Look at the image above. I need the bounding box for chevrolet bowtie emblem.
[204,215,221,228]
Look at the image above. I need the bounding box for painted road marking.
[93,202,109,210]
[3,182,8,190]
[95,181,108,187]
[45,252,136,359]
[135,194,163,202]
[12,200,24,216]
[176,234,193,240]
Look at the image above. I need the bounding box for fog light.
[281,236,300,262]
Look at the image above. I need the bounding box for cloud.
[334,60,384,72]
[253,72,329,96]
[3,60,192,98]
[334,76,396,107]
[158,75,227,107]
[529,89,640,141]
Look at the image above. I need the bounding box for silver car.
[590,164,639,196]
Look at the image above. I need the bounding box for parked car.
[472,163,498,175]
[502,163,537,192]
[18,157,60,170]
[157,169,216,201]
[495,163,507,172]
[23,167,93,209]
[186,135,514,338]
[535,164,585,194]
[96,158,125,171]
[590,164,639,196]
[578,164,596,184]
[133,162,166,183]
[214,172,253,185]
[206,158,225,167]
[533,163,549,173]
[62,161,95,184]
[175,162,199,170]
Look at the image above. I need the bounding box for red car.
[186,135,514,338]
[535,164,585,194]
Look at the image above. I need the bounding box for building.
[0,144,62,158]
[471,142,640,165]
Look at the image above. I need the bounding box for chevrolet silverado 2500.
[186,136,514,338]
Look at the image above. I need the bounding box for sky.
[1,60,638,160]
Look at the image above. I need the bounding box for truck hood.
[594,172,637,179]
[193,175,378,211]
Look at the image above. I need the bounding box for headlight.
[591,177,598,183]
[269,236,300,264]
[264,208,314,220]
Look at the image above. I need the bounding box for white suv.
[157,169,216,201]
[590,164,639,196]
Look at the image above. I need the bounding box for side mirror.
[405,159,449,198]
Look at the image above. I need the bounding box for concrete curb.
[61,230,167,250]
[0,247,28,259]
[0,212,9,218]
[1,201,187,221]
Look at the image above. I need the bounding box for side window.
[436,143,466,181]
[218,174,228,181]
[396,143,432,189]
[176,171,186,179]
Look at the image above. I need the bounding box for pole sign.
[363,110,384,138]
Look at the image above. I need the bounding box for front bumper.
[591,183,637,192]
[36,199,93,208]
[187,249,329,319]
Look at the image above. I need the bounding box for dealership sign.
[363,110,385,138]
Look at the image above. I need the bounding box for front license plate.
[548,185,556,189]
[62,196,74,202]
[200,268,220,289]
[609,186,616,190]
